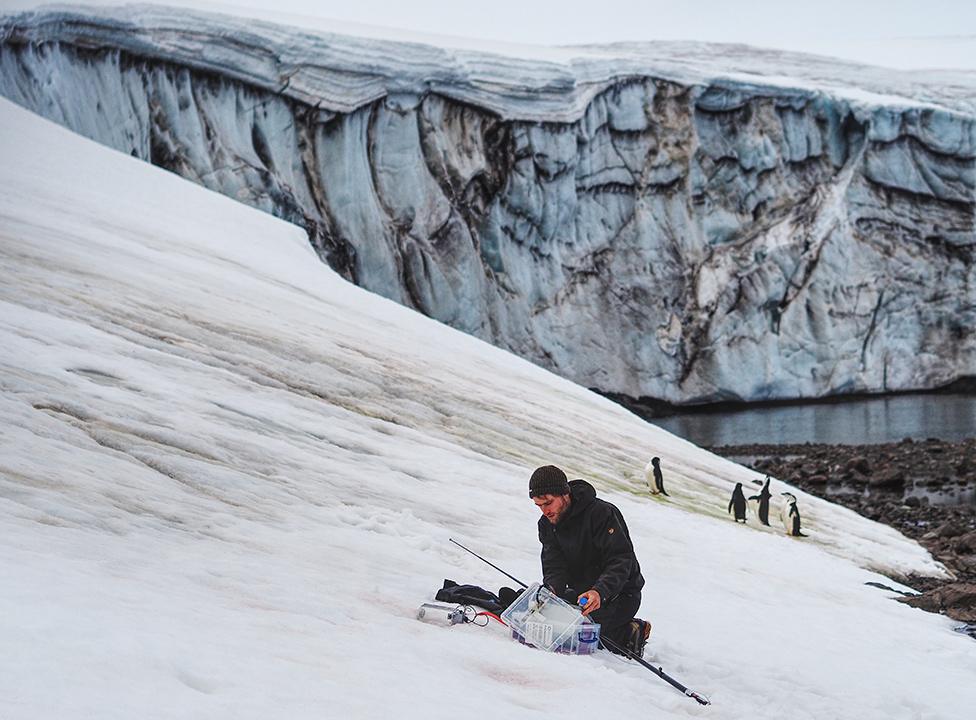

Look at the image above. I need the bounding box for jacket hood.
[565,478,596,521]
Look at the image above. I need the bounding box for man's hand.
[577,589,601,616]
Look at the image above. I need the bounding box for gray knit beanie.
[529,465,570,498]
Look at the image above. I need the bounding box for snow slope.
[0,97,973,718]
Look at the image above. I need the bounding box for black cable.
[460,605,493,626]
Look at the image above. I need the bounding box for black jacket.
[538,479,644,602]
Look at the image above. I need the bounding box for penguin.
[728,482,747,522]
[780,492,807,537]
[644,456,669,497]
[748,475,773,526]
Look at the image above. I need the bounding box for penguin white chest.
[780,503,793,533]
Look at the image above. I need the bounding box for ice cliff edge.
[2,4,973,405]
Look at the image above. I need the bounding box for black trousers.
[589,590,641,652]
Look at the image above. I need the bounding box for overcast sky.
[4,0,975,68]
[253,0,975,46]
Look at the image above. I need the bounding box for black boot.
[625,618,652,657]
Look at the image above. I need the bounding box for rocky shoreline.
[708,438,976,631]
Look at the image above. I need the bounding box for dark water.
[825,479,975,507]
[653,393,976,447]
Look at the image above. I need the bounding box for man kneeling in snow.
[529,465,651,657]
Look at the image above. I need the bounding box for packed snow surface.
[5,0,976,74]
[2,3,975,118]
[1,97,973,718]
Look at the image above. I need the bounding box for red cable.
[475,611,507,626]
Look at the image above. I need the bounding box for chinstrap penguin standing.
[780,492,806,536]
[645,456,669,497]
[749,475,773,526]
[728,482,747,522]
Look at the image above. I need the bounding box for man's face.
[533,493,571,525]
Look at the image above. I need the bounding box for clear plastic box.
[500,582,601,655]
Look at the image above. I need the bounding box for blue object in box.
[500,582,600,655]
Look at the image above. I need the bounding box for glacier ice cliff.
[1,5,974,406]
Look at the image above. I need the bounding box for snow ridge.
[2,4,975,120]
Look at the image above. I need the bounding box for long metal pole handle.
[449,538,528,589]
